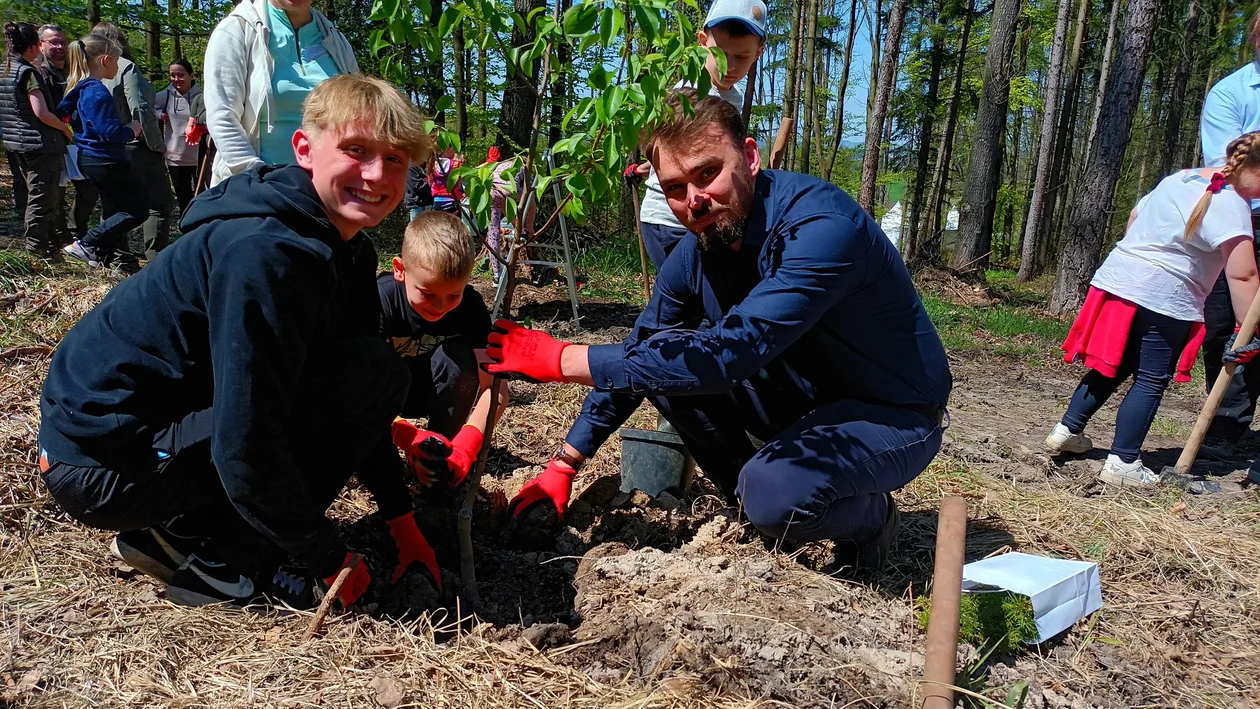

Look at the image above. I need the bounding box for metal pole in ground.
[921,495,967,708]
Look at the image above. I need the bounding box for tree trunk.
[800,0,821,174]
[742,59,757,127]
[824,0,861,180]
[1001,32,1031,263]
[497,0,546,152]
[1050,0,1163,314]
[88,0,100,25]
[548,0,571,147]
[477,46,488,139]
[1157,0,1201,178]
[867,0,883,120]
[170,0,182,61]
[906,6,944,259]
[1016,0,1071,282]
[1038,0,1088,269]
[858,0,909,214]
[1084,0,1120,161]
[783,0,804,170]
[812,0,832,171]
[454,23,468,144]
[917,0,975,267]
[425,0,446,118]
[144,0,161,80]
[950,0,1023,276]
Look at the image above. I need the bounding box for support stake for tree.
[921,496,967,709]
[302,552,364,642]
[629,186,651,302]
[770,117,794,169]
[456,0,561,611]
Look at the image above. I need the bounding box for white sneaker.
[1098,454,1160,488]
[1045,423,1092,454]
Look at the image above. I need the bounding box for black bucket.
[617,427,694,497]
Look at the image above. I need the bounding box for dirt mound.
[566,516,921,706]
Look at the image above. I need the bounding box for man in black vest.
[2,22,73,258]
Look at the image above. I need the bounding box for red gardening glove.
[446,425,484,486]
[508,459,577,518]
[184,121,207,145]
[623,163,642,186]
[484,319,571,383]
[386,512,442,590]
[391,419,484,487]
[322,552,371,608]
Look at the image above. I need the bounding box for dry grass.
[3,247,1260,707]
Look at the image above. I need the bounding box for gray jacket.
[101,58,164,154]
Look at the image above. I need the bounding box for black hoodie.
[39,165,384,576]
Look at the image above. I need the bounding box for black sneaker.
[167,553,259,607]
[1199,437,1236,461]
[830,494,900,576]
[111,525,201,583]
[261,565,318,610]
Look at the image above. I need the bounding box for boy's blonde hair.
[303,75,434,164]
[403,211,477,280]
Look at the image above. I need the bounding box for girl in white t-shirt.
[1046,131,1260,487]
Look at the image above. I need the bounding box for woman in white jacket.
[203,0,358,187]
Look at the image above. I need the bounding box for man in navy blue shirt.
[486,91,952,569]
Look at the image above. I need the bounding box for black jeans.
[128,144,176,259]
[68,178,99,240]
[1061,306,1192,463]
[13,151,63,253]
[6,149,26,216]
[168,164,198,216]
[40,337,409,575]
[1202,262,1260,443]
[77,154,150,257]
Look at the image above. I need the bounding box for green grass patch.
[575,240,650,305]
[921,293,1069,361]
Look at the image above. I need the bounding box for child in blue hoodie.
[56,33,146,268]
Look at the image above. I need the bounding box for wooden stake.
[770,117,794,169]
[302,552,363,642]
[629,185,651,302]
[922,496,967,709]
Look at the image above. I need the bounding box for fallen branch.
[0,345,54,362]
[302,552,364,641]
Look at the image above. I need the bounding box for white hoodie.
[203,0,359,186]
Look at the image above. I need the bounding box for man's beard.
[693,168,754,252]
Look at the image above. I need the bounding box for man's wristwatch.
[552,443,584,471]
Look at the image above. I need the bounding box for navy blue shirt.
[566,170,952,457]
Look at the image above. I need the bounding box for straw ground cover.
[2,219,1260,706]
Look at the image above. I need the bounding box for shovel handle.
[1176,285,1260,474]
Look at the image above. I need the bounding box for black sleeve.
[377,272,402,341]
[207,238,346,578]
[462,286,492,349]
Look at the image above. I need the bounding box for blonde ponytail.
[1184,131,1260,240]
[65,34,121,97]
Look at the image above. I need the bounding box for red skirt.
[1061,287,1205,383]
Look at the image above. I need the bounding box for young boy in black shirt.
[380,211,508,498]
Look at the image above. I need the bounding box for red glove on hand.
[322,552,371,608]
[623,163,642,186]
[484,320,571,383]
[508,459,578,518]
[387,512,442,590]
[391,419,484,487]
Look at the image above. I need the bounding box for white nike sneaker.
[1045,423,1093,454]
[1098,454,1160,488]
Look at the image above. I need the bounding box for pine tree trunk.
[906,6,944,260]
[1001,33,1030,263]
[144,0,161,79]
[1038,0,1088,268]
[88,0,100,24]
[1016,0,1071,282]
[950,0,1023,276]
[742,59,757,127]
[812,0,832,171]
[783,0,804,170]
[858,0,909,214]
[918,0,975,267]
[171,0,182,61]
[498,0,546,152]
[1050,0,1163,314]
[1085,0,1120,160]
[800,0,821,174]
[1157,0,1201,177]
[426,0,446,118]
[477,46,488,139]
[824,0,861,180]
[549,0,571,147]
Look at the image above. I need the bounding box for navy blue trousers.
[653,382,944,544]
[640,222,690,272]
[1061,306,1191,463]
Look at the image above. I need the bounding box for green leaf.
[563,3,599,37]
[588,64,608,91]
[369,28,390,56]
[709,46,727,79]
[599,6,615,46]
[504,196,517,224]
[437,6,461,38]
[631,4,659,43]
[564,173,589,196]
[435,95,455,113]
[368,0,400,22]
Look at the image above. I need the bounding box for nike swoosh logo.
[190,561,256,598]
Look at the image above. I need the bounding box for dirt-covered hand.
[386,512,442,590]
[483,319,571,383]
[1223,327,1260,364]
[508,459,577,518]
[322,552,371,607]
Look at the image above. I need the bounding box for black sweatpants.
[77,155,150,259]
[168,164,198,216]
[13,151,63,254]
[39,337,410,575]
[1202,232,1260,443]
